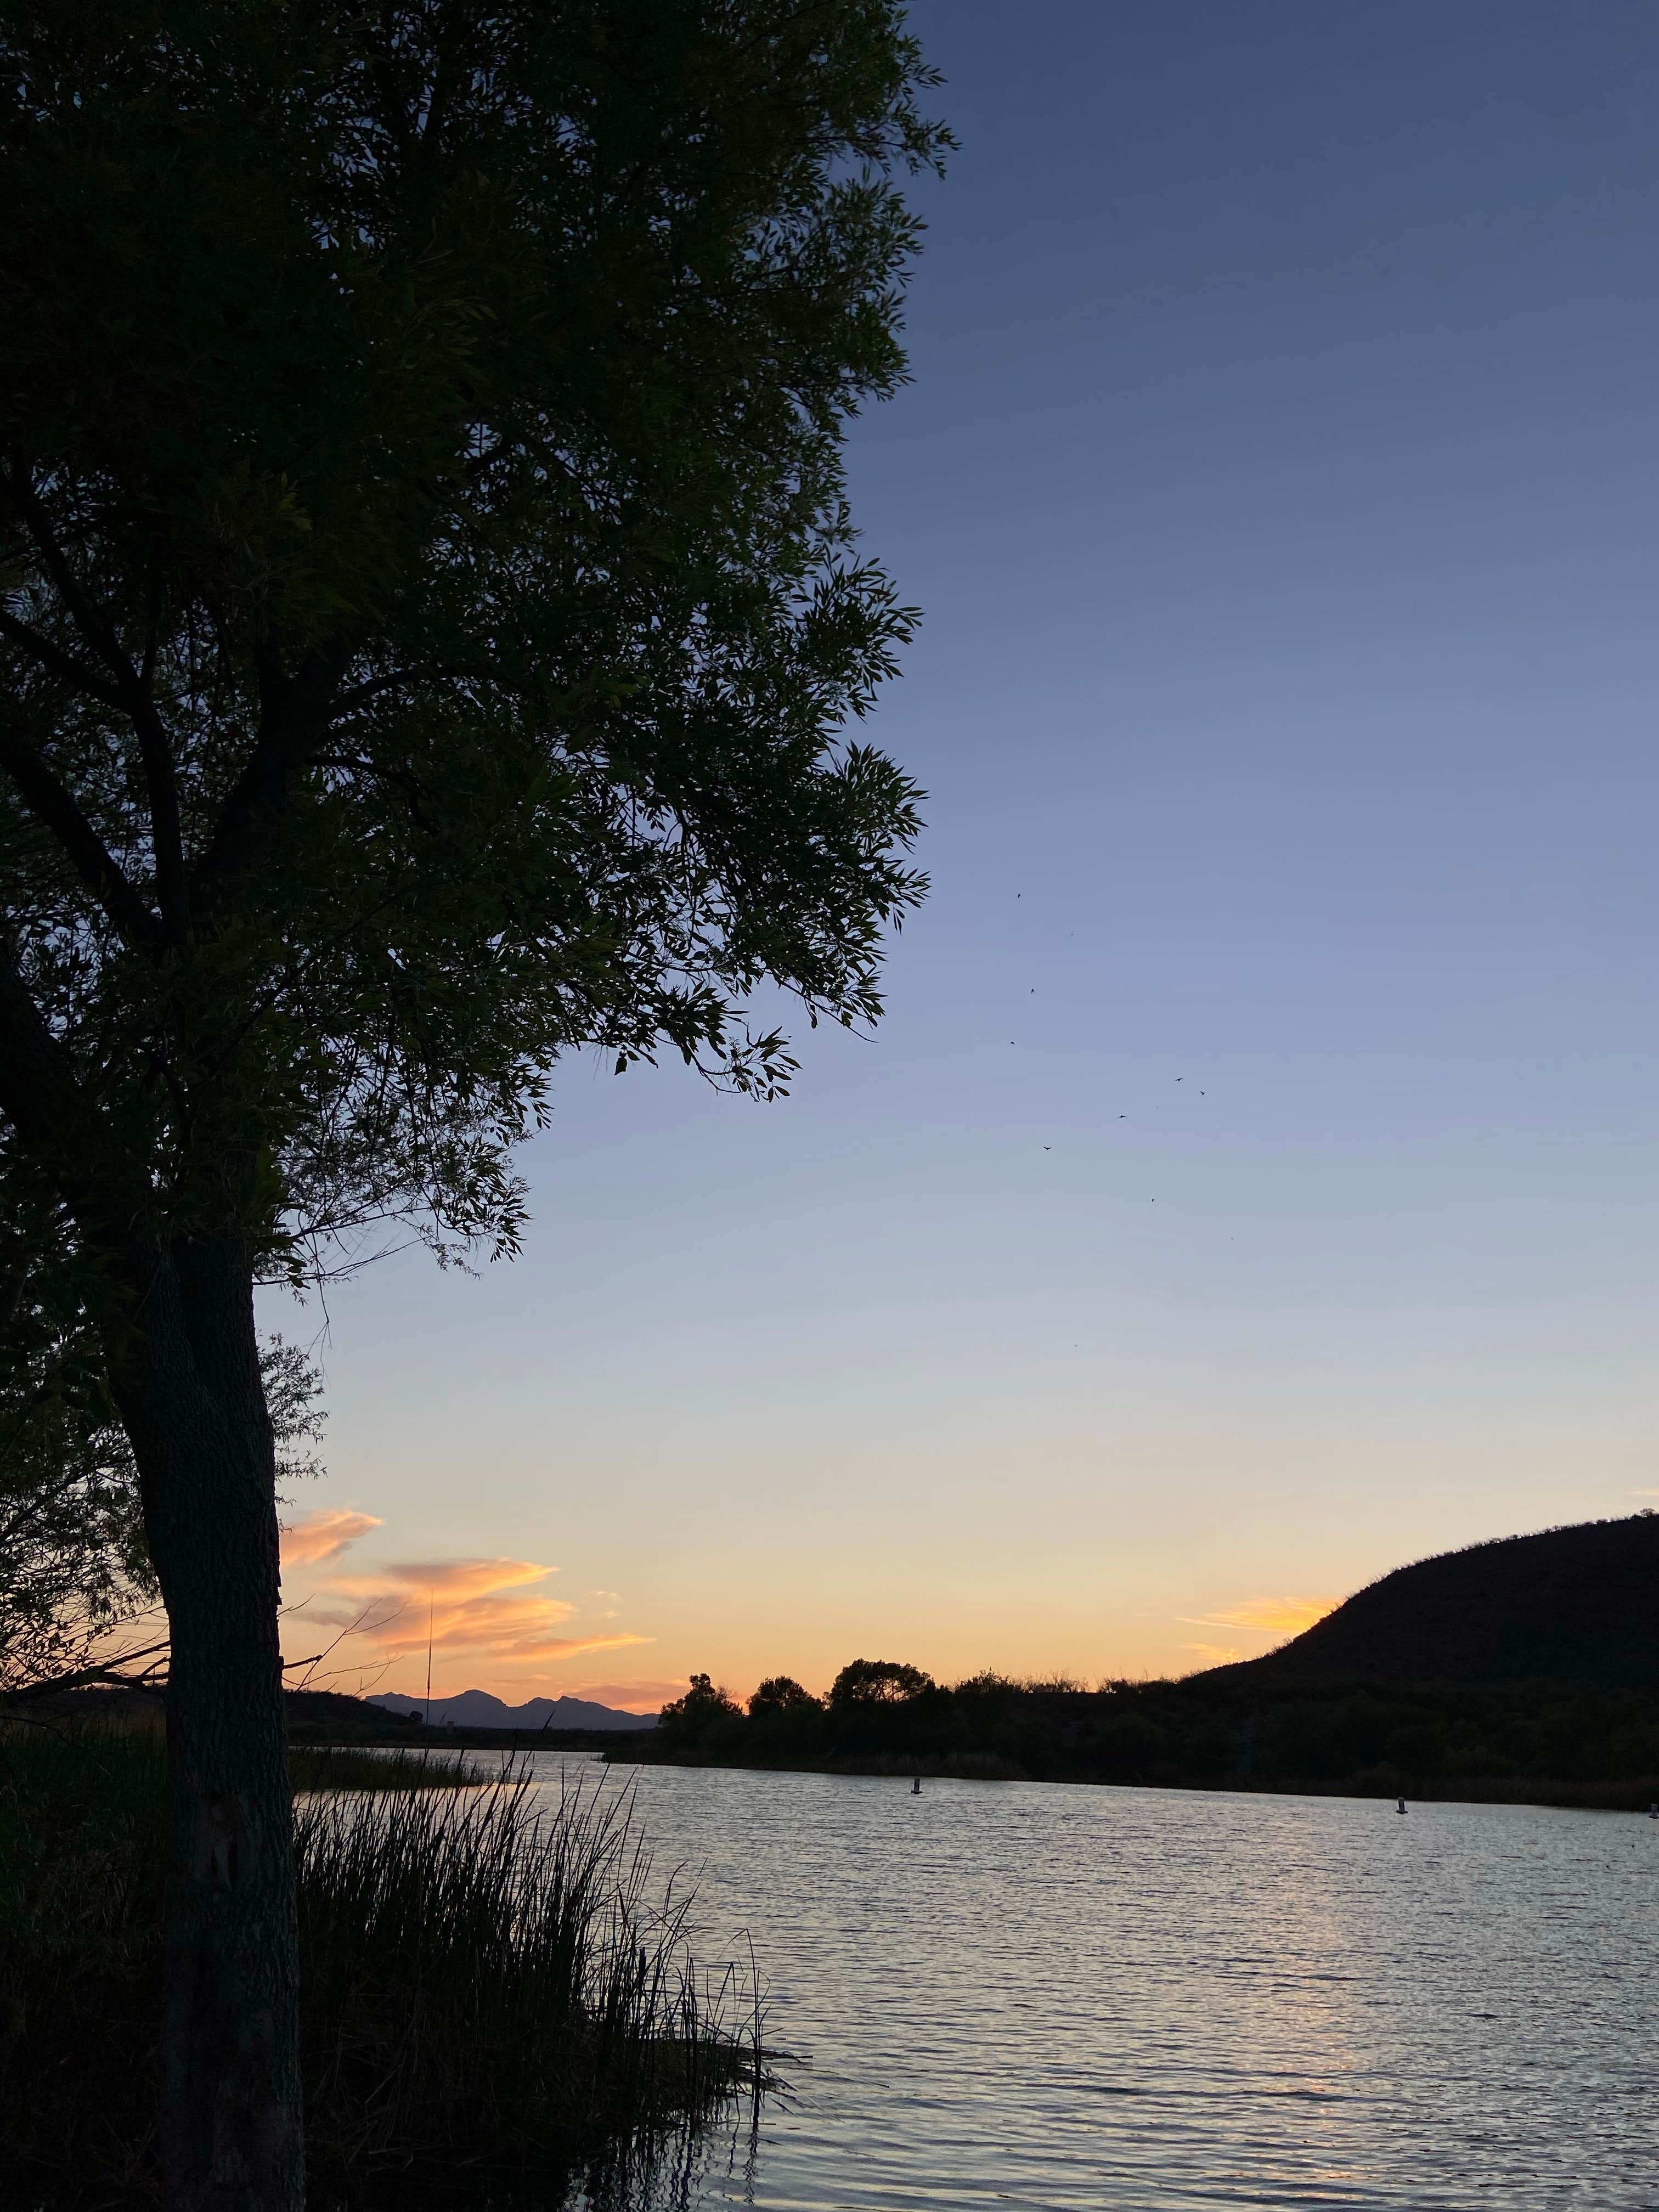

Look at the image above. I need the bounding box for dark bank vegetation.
[0,1727,761,2209]
[623,1661,1659,1809]
[287,1743,484,1792]
[8,1690,487,1789]
[39,1684,654,1756]
[625,1516,1659,1812]
[284,1689,657,1756]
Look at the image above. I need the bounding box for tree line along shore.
[612,1661,1659,1812]
[612,1516,1659,1813]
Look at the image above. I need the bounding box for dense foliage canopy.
[0,0,946,1285]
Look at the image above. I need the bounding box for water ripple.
[541,1763,1658,2210]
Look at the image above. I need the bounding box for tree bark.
[111,1235,304,2212]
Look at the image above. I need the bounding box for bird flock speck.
[1011,888,1211,1175]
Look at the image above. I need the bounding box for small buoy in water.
[911,1776,922,1795]
[1397,1797,1407,1815]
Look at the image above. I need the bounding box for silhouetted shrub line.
[0,1729,764,2207]
[616,1661,1659,1812]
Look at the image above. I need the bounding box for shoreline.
[602,1748,1659,1815]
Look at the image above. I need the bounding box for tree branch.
[189,646,343,916]
[0,605,130,714]
[0,468,191,934]
[0,714,162,950]
[0,466,133,682]
[0,944,119,1207]
[4,1640,172,1702]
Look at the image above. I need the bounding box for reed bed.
[0,1726,762,2207]
[289,1742,483,1791]
[298,1764,761,2190]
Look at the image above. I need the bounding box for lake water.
[539,1759,1657,2211]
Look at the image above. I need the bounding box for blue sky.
[275,1,1659,1705]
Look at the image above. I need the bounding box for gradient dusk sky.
[274,1,1659,1710]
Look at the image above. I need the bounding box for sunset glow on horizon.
[280,1512,651,1700]
[280,1508,1348,1709]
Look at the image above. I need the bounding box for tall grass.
[0,1726,762,2207]
[0,1723,162,2200]
[297,1764,760,2190]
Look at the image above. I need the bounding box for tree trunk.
[112,1236,304,2212]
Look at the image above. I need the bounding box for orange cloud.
[1181,1596,1337,1638]
[281,1509,384,1567]
[564,1677,689,1712]
[286,1534,651,1681]
[380,1557,554,1601]
[1216,1596,1337,1635]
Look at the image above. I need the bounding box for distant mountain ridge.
[1205,1512,1659,1691]
[366,1689,656,1731]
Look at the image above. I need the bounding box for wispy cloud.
[1182,1640,1240,1666]
[281,1515,650,1683]
[281,1509,384,1567]
[312,1559,649,1667]
[366,1557,554,1604]
[1181,1595,1338,1638]
[565,1677,689,1712]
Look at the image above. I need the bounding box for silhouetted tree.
[747,1673,820,1716]
[656,1673,743,1749]
[828,1657,935,1704]
[0,4,946,2199]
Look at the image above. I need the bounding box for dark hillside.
[1209,1513,1659,1691]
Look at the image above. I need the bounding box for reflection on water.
[542,1758,1657,2211]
